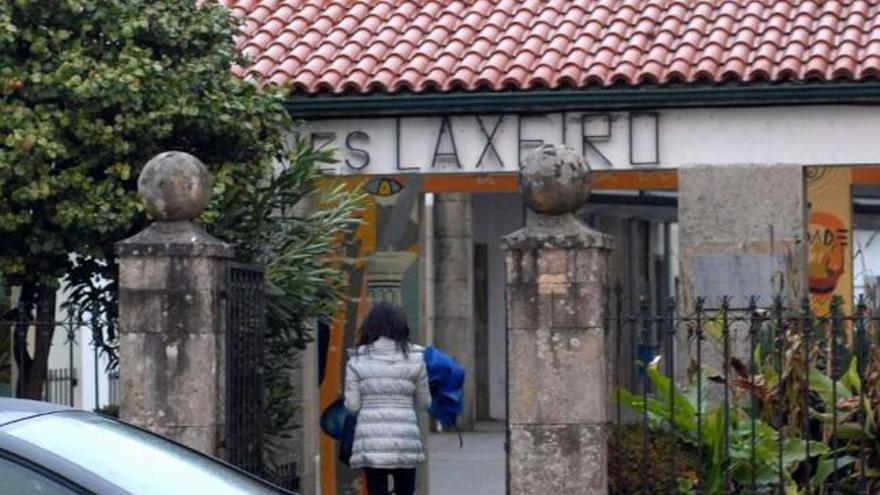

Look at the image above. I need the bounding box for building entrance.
[313,171,678,494]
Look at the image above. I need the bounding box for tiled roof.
[221,0,880,95]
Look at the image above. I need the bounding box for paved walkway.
[428,422,505,495]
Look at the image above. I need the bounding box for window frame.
[0,447,95,495]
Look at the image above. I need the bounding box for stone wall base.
[508,424,608,494]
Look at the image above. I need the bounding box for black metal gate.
[225,262,266,476]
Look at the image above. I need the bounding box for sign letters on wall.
[304,112,661,175]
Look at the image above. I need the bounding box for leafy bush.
[2,4,364,482]
[616,358,847,494]
[1,0,359,398]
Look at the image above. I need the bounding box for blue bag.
[319,398,358,466]
[423,346,465,429]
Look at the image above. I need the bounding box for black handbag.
[319,397,359,466]
[338,410,358,465]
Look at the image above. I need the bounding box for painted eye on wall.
[364,177,404,197]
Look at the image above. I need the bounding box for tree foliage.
[209,142,363,465]
[0,0,360,403]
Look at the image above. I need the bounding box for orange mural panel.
[851,166,880,185]
[806,167,853,316]
[321,169,678,194]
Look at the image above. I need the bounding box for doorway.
[426,192,522,494]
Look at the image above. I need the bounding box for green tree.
[0,0,359,400]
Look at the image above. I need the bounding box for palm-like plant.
[207,137,364,469]
[617,357,847,494]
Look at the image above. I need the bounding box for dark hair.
[357,302,411,356]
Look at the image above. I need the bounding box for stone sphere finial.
[519,144,591,215]
[138,151,212,221]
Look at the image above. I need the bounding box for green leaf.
[809,367,853,407]
[840,357,862,395]
[782,438,827,468]
[834,422,872,440]
[703,311,726,343]
[811,455,857,487]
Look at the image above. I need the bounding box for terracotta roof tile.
[222,0,880,93]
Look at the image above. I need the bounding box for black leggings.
[364,467,416,495]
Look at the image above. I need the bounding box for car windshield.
[3,412,286,495]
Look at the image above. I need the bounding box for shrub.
[609,423,701,494]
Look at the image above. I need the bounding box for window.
[0,455,78,494]
[5,413,284,495]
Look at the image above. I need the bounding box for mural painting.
[806,166,853,316]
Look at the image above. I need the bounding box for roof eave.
[285,81,880,119]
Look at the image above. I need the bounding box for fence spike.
[748,294,759,312]
[800,295,811,314]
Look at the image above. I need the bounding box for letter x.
[476,116,505,168]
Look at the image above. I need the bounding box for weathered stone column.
[503,145,612,494]
[678,164,806,306]
[432,193,476,430]
[116,152,232,456]
[677,164,806,379]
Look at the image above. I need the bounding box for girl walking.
[344,302,431,495]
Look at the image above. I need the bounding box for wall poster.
[806,166,853,316]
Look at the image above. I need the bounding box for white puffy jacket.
[344,337,431,469]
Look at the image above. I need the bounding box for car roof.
[0,398,70,426]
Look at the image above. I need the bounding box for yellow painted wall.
[806,166,853,315]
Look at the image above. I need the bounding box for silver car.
[0,398,298,495]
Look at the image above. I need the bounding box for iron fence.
[609,290,880,494]
[225,262,267,477]
[42,367,77,406]
[3,315,116,410]
[224,262,301,490]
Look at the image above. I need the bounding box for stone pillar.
[432,193,476,430]
[116,152,232,455]
[677,164,806,377]
[503,145,612,494]
[678,164,807,305]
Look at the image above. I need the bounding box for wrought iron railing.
[225,262,266,477]
[2,315,115,410]
[609,291,880,494]
[42,367,77,406]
